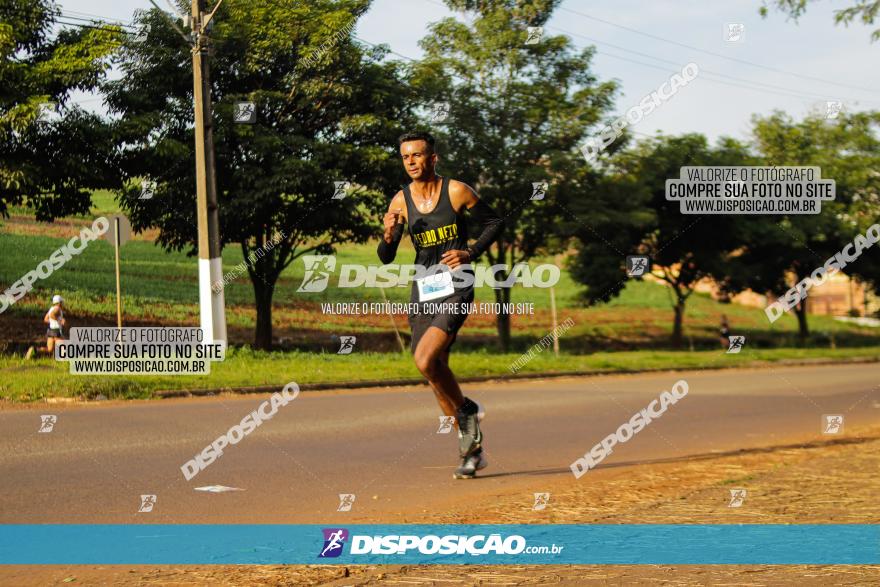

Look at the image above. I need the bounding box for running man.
[719,314,731,349]
[26,294,66,359]
[377,131,504,479]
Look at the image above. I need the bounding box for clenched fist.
[383,209,404,243]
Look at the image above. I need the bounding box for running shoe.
[456,397,483,457]
[453,447,488,479]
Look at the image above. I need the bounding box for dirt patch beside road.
[3,426,879,585]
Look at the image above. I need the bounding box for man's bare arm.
[448,180,479,212]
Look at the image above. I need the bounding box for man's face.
[400,140,436,180]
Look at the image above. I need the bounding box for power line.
[54,19,137,37]
[592,48,878,106]
[38,6,877,116]
[61,9,134,25]
[548,24,877,105]
[41,10,877,113]
[414,0,878,104]
[557,5,880,95]
[355,32,872,109]
[0,4,133,28]
[56,14,137,32]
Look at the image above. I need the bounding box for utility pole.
[190,0,227,344]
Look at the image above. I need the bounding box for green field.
[3,195,880,402]
[2,227,878,350]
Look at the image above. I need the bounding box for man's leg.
[413,326,486,479]
[426,350,469,419]
[33,330,60,357]
[413,327,464,414]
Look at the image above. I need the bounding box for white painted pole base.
[199,257,227,344]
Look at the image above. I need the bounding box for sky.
[60,0,880,143]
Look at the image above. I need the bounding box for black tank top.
[403,177,473,301]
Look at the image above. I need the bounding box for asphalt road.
[1,363,878,524]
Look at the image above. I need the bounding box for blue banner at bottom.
[0,524,877,565]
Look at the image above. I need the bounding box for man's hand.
[441,249,472,270]
[383,208,403,243]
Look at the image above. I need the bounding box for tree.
[760,0,880,41]
[409,0,616,350]
[838,113,880,308]
[0,0,121,221]
[720,110,880,338]
[105,0,416,349]
[568,134,755,347]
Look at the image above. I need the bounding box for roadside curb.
[152,355,880,399]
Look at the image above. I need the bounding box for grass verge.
[2,346,878,402]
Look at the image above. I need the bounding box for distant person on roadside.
[719,314,730,349]
[25,295,66,360]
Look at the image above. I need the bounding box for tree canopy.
[106,0,416,348]
[410,0,617,349]
[0,0,121,220]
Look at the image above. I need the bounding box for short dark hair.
[398,131,436,154]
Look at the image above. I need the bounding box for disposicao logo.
[297,256,560,292]
[316,530,563,558]
[298,255,337,293]
[318,528,349,558]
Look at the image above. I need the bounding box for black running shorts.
[408,291,474,353]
